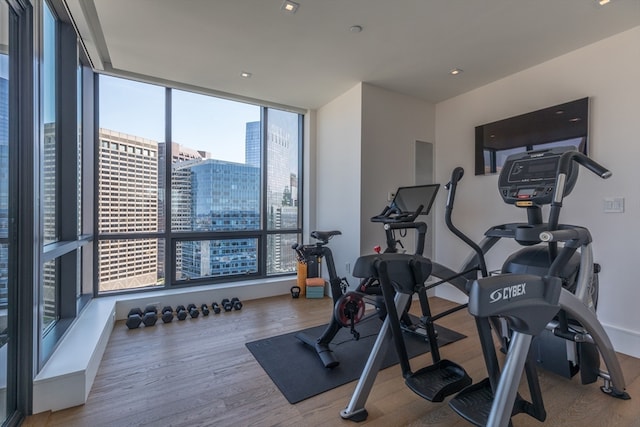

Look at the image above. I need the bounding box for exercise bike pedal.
[404,359,471,402]
[448,378,536,427]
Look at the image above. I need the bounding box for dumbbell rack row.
[125,298,243,329]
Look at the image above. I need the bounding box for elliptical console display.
[498,146,578,207]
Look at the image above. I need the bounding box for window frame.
[95,80,304,294]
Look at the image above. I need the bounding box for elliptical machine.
[450,146,630,426]
[341,146,629,425]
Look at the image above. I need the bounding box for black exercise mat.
[246,316,466,404]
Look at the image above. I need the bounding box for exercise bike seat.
[311,230,342,244]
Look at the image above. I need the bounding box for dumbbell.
[175,305,188,321]
[187,304,200,318]
[231,297,243,311]
[142,305,158,327]
[161,306,174,323]
[211,302,221,314]
[126,307,143,329]
[221,299,233,312]
[200,304,210,316]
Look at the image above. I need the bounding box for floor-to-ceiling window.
[97,76,303,293]
[0,2,10,420]
[38,0,90,366]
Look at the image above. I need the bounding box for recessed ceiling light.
[349,25,363,33]
[598,0,611,5]
[240,71,252,78]
[450,68,463,75]
[281,0,299,14]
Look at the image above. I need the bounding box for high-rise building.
[97,129,160,291]
[266,122,293,210]
[177,159,260,279]
[245,121,260,168]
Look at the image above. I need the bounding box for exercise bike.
[292,184,441,369]
[336,184,442,340]
[292,230,350,369]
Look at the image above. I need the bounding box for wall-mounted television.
[475,97,589,175]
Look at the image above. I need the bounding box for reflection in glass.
[43,2,57,244]
[42,258,58,331]
[1,1,9,420]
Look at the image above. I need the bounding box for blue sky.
[99,75,261,163]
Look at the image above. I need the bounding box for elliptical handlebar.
[557,150,612,181]
[549,151,612,231]
[444,167,488,278]
[553,151,612,207]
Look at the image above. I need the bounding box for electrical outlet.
[603,197,624,213]
[346,263,351,273]
[388,192,395,201]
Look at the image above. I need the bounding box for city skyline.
[97,116,299,291]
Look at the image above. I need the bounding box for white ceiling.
[67,0,640,111]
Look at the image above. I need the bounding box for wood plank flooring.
[23,295,640,427]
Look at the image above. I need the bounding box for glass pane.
[266,108,299,230]
[98,238,164,292]
[0,54,7,308]
[98,75,165,234]
[42,258,58,331]
[1,2,9,420]
[42,2,57,244]
[176,238,258,281]
[76,64,82,237]
[171,90,260,232]
[267,233,299,275]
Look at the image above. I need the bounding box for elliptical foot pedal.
[448,378,494,426]
[405,359,472,402]
[449,378,533,426]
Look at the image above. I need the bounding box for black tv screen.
[475,97,589,175]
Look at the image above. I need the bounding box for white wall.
[360,83,436,257]
[434,26,640,357]
[315,84,363,282]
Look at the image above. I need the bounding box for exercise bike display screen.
[392,184,440,216]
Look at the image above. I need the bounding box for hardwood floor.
[23,295,640,427]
